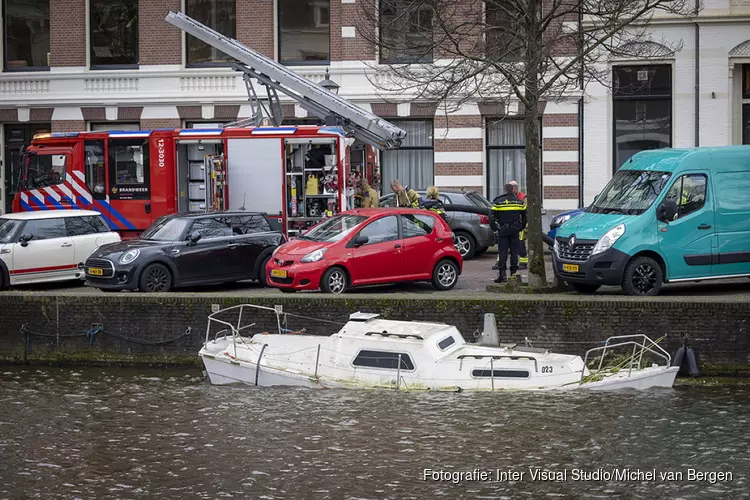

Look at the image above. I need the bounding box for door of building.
[3,123,51,214]
[743,104,750,145]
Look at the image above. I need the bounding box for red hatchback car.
[267,208,463,293]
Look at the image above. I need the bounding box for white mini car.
[0,210,121,289]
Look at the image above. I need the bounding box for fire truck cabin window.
[108,139,150,200]
[27,154,66,190]
[85,140,106,195]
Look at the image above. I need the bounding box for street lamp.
[319,68,340,94]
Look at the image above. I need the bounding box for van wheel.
[622,256,663,296]
[432,259,459,291]
[570,283,601,294]
[321,267,348,294]
[139,263,173,293]
[454,232,476,259]
[0,269,6,290]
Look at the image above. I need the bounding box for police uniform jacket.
[490,194,527,235]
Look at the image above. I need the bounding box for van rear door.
[658,173,714,280]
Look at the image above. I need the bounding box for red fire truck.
[13,125,353,238]
[13,12,406,238]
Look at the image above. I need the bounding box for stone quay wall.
[0,294,748,374]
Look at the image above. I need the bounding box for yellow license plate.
[271,269,288,278]
[562,264,579,273]
[88,268,104,276]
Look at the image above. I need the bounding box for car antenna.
[239,193,246,211]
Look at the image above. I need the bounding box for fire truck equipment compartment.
[226,139,283,215]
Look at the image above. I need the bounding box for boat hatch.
[349,312,381,322]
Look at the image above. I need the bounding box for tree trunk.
[523,89,547,287]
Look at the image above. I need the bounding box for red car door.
[349,215,405,284]
[400,213,439,279]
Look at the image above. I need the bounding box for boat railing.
[205,304,284,344]
[581,334,671,384]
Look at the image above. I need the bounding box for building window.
[352,350,415,370]
[186,0,235,66]
[381,120,433,191]
[3,0,50,71]
[278,0,330,64]
[613,65,672,172]
[486,119,527,201]
[743,65,750,100]
[90,123,140,131]
[89,0,139,68]
[185,121,230,129]
[485,4,521,63]
[379,0,433,63]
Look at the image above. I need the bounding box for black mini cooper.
[84,212,285,292]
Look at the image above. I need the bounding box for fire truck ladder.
[165,11,406,149]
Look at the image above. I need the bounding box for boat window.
[437,336,455,350]
[352,350,415,370]
[472,369,529,378]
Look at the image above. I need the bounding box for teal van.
[553,146,750,296]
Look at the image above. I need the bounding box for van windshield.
[587,170,672,215]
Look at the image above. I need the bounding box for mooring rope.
[20,324,192,350]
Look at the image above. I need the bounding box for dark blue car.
[547,208,585,241]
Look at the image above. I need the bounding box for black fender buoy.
[672,345,685,368]
[685,346,700,377]
[673,338,700,377]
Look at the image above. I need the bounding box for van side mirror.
[19,233,33,247]
[352,234,369,247]
[187,231,201,245]
[657,199,678,223]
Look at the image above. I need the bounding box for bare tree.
[358,0,697,287]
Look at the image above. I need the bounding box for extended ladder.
[165,11,407,149]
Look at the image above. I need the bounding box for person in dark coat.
[490,183,528,283]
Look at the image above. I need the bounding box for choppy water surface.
[1,367,749,499]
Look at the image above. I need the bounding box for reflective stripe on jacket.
[490,194,527,234]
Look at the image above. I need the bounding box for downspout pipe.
[578,6,585,207]
[578,97,584,207]
[694,0,700,147]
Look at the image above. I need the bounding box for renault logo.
[569,235,576,248]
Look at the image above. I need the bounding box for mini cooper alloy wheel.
[143,266,171,292]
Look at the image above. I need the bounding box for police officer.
[510,180,529,269]
[490,183,528,283]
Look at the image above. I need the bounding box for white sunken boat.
[199,305,679,391]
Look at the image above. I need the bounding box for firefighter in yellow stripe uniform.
[490,183,528,283]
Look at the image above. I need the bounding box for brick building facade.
[0,0,582,215]
[582,0,750,205]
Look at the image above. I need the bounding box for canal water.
[1,367,748,499]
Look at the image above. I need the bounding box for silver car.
[379,189,494,259]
